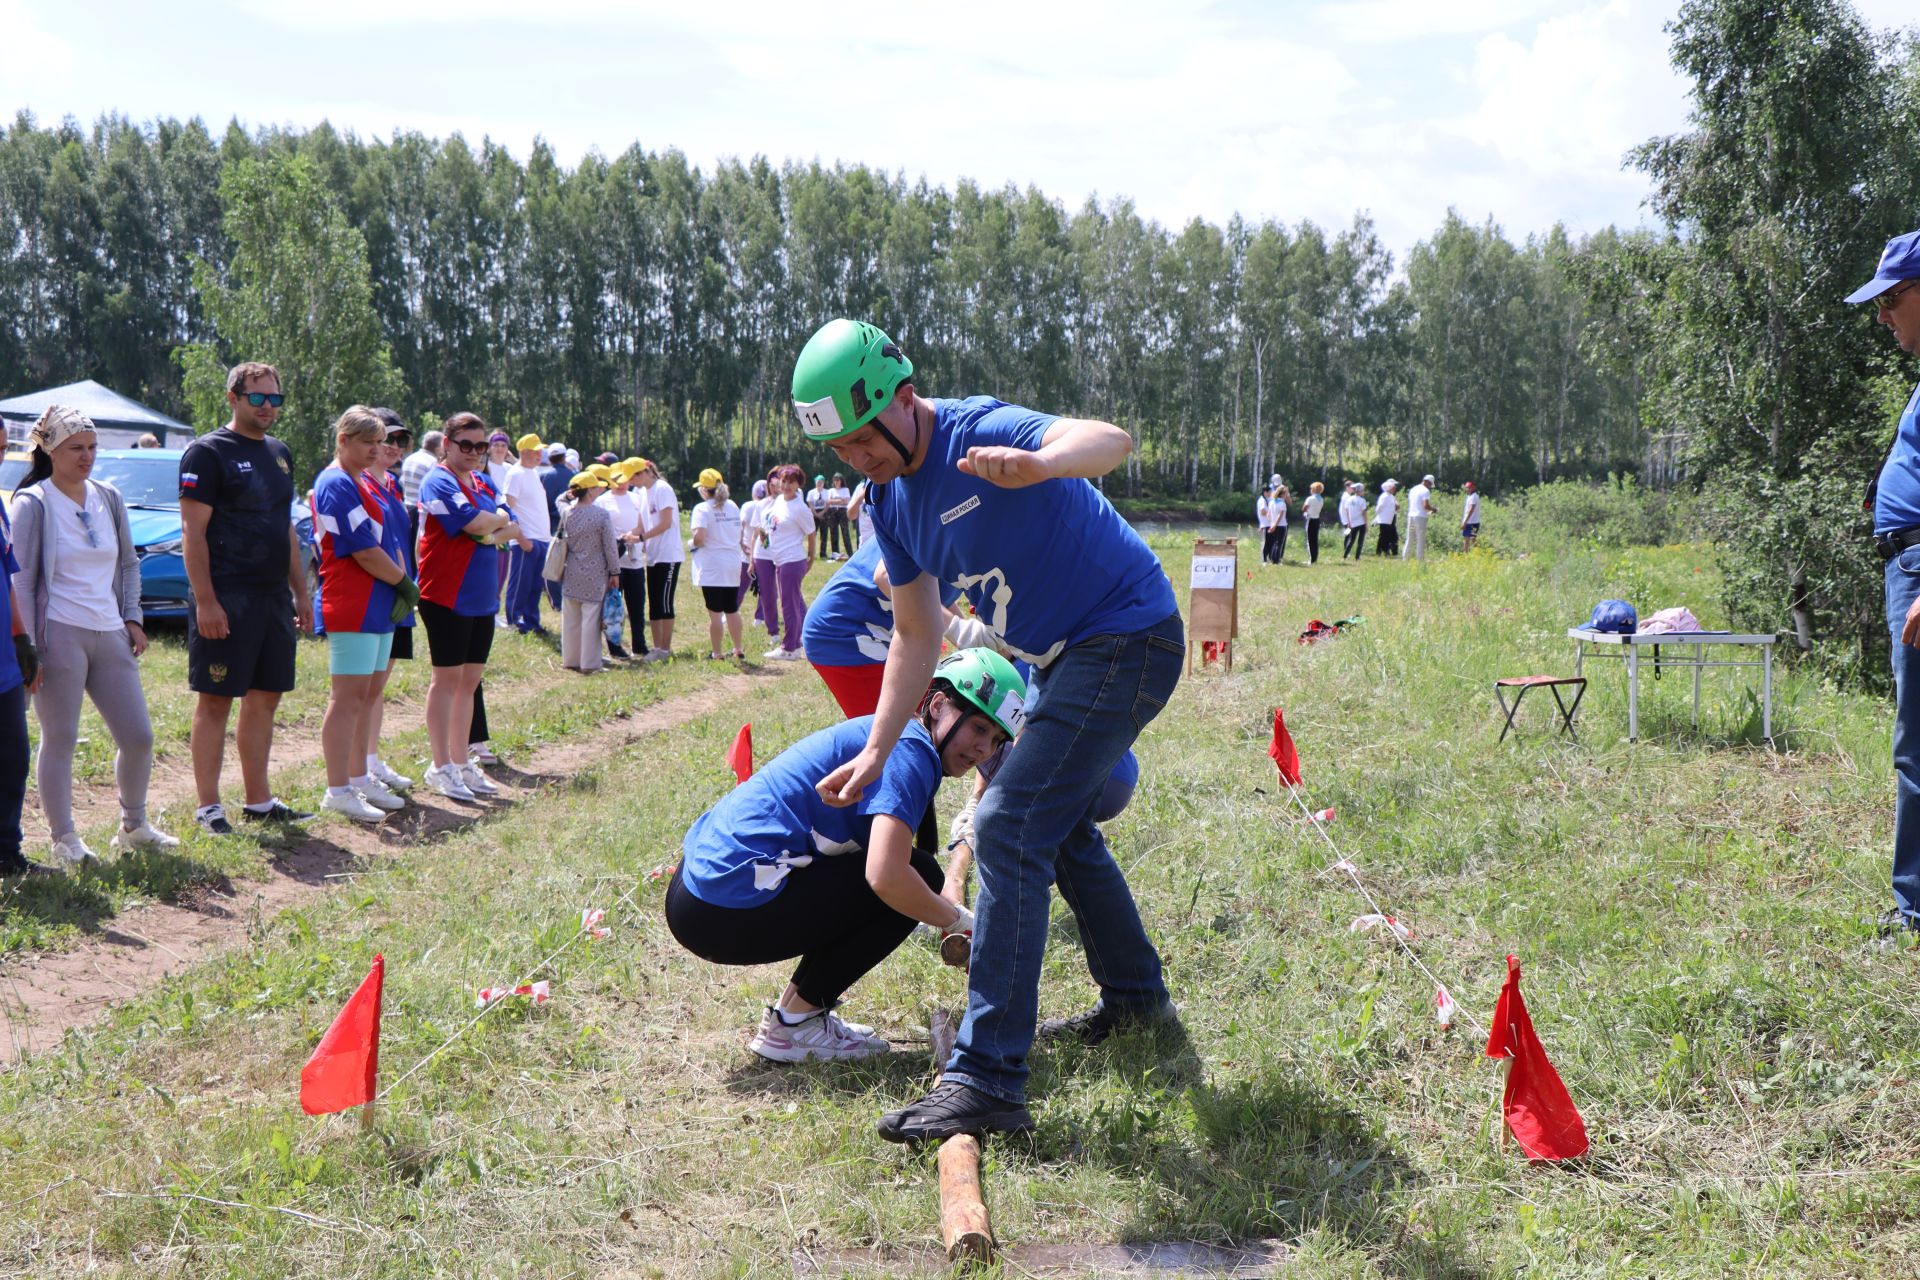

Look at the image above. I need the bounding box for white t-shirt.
[1272,496,1287,527]
[1255,496,1272,530]
[1407,483,1432,520]
[827,485,851,510]
[484,458,513,504]
[44,484,123,631]
[1302,494,1324,520]
[850,481,875,541]
[763,493,815,565]
[642,479,683,564]
[604,489,645,569]
[689,499,744,587]
[1462,491,1481,524]
[502,463,551,542]
[737,497,764,562]
[1375,491,1398,524]
[806,485,827,514]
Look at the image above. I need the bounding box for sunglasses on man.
[240,392,286,408]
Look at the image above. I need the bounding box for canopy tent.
[0,380,194,450]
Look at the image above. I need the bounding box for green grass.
[3,529,1916,1277]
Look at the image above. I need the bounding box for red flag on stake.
[1267,708,1302,786]
[1483,955,1589,1160]
[727,723,753,783]
[300,954,384,1117]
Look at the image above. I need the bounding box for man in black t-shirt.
[179,361,314,835]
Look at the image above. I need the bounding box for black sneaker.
[239,800,315,825]
[1037,998,1180,1047]
[607,644,631,660]
[196,804,234,836]
[0,853,53,877]
[876,1080,1033,1144]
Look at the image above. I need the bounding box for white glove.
[944,903,976,935]
[943,611,1000,653]
[948,795,979,851]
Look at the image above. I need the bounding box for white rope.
[1281,780,1488,1040]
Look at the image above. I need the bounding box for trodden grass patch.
[3,531,1916,1278]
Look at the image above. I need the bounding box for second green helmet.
[933,648,1028,739]
[791,318,914,441]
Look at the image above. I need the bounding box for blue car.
[90,448,313,622]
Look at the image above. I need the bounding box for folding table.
[1566,627,1778,743]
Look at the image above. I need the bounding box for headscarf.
[31,405,94,452]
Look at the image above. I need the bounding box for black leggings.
[467,682,488,745]
[664,846,941,1008]
[0,683,27,865]
[1344,525,1366,559]
[1305,517,1321,564]
[617,566,647,640]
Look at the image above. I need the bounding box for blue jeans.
[1888,549,1920,922]
[0,682,25,864]
[506,542,548,630]
[944,611,1184,1103]
[603,590,626,649]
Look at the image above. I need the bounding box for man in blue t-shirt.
[1857,229,1920,939]
[792,318,1184,1143]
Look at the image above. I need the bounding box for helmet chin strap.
[871,400,916,470]
[921,692,981,763]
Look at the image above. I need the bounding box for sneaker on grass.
[320,788,387,823]
[876,1080,1033,1144]
[423,764,476,802]
[467,742,500,766]
[354,777,408,812]
[371,758,412,790]
[763,647,802,662]
[456,762,500,796]
[50,833,97,865]
[239,800,314,825]
[1036,997,1181,1046]
[748,1006,889,1063]
[112,821,179,853]
[195,804,233,836]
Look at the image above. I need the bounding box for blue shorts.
[328,630,396,677]
[1463,523,1481,537]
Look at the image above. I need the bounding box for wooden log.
[929,1008,993,1264]
[939,843,974,969]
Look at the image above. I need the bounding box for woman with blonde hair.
[689,468,746,660]
[313,406,418,822]
[1302,481,1326,564]
[10,406,170,863]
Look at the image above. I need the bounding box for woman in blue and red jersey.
[313,407,418,823]
[361,409,418,794]
[416,412,530,802]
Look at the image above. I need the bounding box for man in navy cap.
[1856,228,1920,938]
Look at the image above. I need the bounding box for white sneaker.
[640,648,671,664]
[320,789,387,823]
[424,765,476,801]
[50,833,97,865]
[747,1006,889,1063]
[763,647,802,661]
[371,759,412,790]
[457,762,499,796]
[112,821,179,853]
[354,777,407,812]
[467,742,499,765]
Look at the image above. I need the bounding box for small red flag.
[1484,955,1589,1160]
[300,954,384,1116]
[1267,708,1302,787]
[727,723,754,783]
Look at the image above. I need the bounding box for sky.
[2,0,1915,261]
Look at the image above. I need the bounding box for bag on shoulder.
[542,521,568,582]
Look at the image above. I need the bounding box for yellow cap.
[630,457,654,475]
[698,467,724,489]
[515,433,543,452]
[587,463,615,480]
[568,471,607,492]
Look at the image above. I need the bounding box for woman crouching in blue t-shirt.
[666,648,1026,1063]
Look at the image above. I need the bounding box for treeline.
[0,113,1650,492]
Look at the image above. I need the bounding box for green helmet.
[791,319,914,442]
[932,648,1028,739]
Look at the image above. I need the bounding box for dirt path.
[0,668,793,1065]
